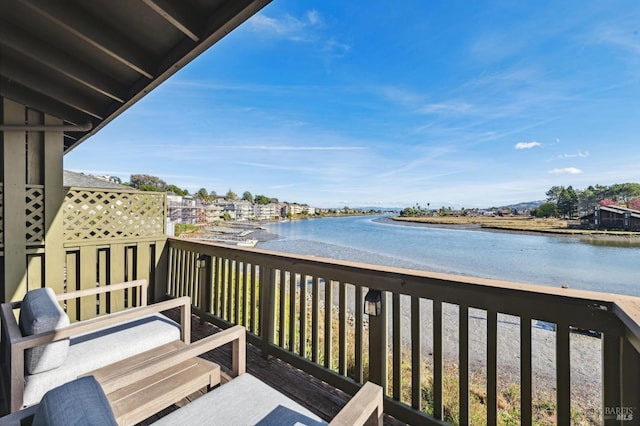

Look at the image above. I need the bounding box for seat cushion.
[19,288,70,374]
[32,376,117,426]
[152,373,327,426]
[23,313,180,407]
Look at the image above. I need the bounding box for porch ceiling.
[0,0,271,153]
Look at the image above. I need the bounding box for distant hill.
[501,200,545,210]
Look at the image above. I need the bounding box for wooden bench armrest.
[8,296,192,351]
[330,382,384,426]
[98,325,246,394]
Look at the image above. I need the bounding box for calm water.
[259,215,640,297]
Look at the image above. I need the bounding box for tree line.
[127,174,278,204]
[533,182,640,219]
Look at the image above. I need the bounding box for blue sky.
[65,1,640,208]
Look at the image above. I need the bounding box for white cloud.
[418,102,472,115]
[514,141,542,149]
[548,167,583,175]
[557,151,590,159]
[249,10,322,41]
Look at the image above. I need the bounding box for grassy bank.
[392,215,640,238]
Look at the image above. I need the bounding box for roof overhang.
[0,0,271,153]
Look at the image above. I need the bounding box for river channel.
[257,215,640,297]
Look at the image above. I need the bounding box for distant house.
[580,205,640,231]
[64,170,129,190]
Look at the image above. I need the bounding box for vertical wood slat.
[433,299,443,419]
[186,250,192,299]
[97,249,108,316]
[459,304,469,425]
[110,243,125,313]
[556,322,571,425]
[166,247,174,296]
[222,259,229,321]
[136,242,150,304]
[393,292,401,400]
[234,260,241,323]
[354,285,363,383]
[411,296,421,410]
[213,257,221,317]
[368,291,388,393]
[487,310,498,426]
[2,99,27,302]
[259,266,276,356]
[338,282,347,375]
[242,262,249,327]
[172,247,180,297]
[312,277,320,363]
[250,264,257,333]
[26,254,43,290]
[300,274,307,357]
[601,333,622,422]
[279,270,286,347]
[126,246,136,306]
[289,272,296,352]
[26,109,43,186]
[65,251,78,320]
[43,114,65,295]
[621,336,640,408]
[79,245,97,320]
[520,316,532,426]
[324,279,333,369]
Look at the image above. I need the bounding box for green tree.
[557,186,578,219]
[196,188,209,201]
[226,189,237,200]
[209,190,217,199]
[242,191,253,202]
[130,174,166,191]
[546,186,564,203]
[534,202,559,218]
[254,195,271,205]
[165,184,188,196]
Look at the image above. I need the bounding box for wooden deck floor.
[158,309,406,425]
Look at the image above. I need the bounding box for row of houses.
[167,194,319,224]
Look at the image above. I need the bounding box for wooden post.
[260,265,275,358]
[2,99,27,302]
[368,290,387,393]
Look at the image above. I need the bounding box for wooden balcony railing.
[166,237,640,425]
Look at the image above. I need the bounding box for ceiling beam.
[0,57,105,119]
[18,0,155,79]
[141,0,201,42]
[0,20,128,103]
[0,78,95,126]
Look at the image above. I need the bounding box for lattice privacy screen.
[63,188,166,242]
[26,185,45,244]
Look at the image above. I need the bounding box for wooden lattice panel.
[63,188,165,242]
[0,182,3,248]
[26,185,45,244]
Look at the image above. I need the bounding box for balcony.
[1,183,639,424]
[1,1,639,423]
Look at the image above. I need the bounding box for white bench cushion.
[152,373,327,425]
[23,313,180,407]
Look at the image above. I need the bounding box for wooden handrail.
[166,237,640,425]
